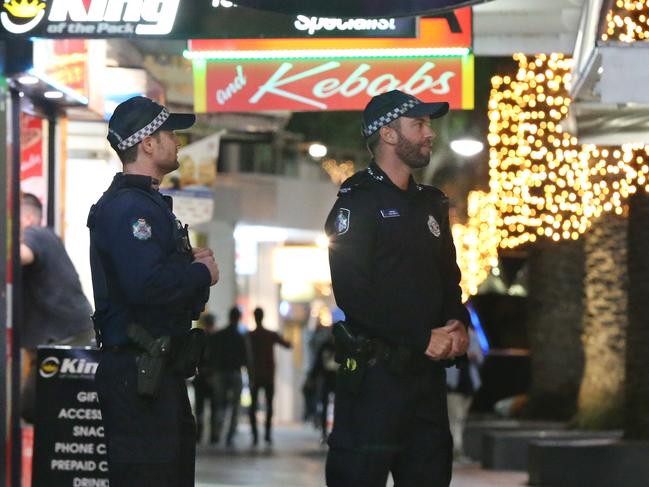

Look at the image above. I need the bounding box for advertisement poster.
[20,113,47,215]
[32,347,108,487]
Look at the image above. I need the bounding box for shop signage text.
[0,0,416,38]
[195,56,474,113]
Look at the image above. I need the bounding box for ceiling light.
[308,143,327,159]
[450,139,484,157]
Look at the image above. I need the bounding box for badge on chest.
[428,214,441,237]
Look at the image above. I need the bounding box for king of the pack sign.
[0,0,417,38]
[32,347,109,487]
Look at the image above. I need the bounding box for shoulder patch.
[131,218,152,241]
[334,208,351,235]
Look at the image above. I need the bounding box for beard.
[395,132,431,169]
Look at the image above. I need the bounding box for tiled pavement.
[195,424,527,487]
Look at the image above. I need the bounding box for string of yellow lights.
[454,1,649,300]
[602,0,649,43]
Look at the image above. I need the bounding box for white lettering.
[367,73,400,96]
[77,391,99,403]
[51,459,97,472]
[137,0,179,35]
[99,461,109,472]
[216,65,247,105]
[46,0,179,36]
[73,478,110,487]
[49,0,88,22]
[249,61,458,110]
[293,15,398,35]
[339,64,370,97]
[250,62,339,109]
[60,358,99,375]
[73,425,105,437]
[58,408,103,421]
[313,77,340,98]
[54,442,95,454]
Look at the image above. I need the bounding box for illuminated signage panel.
[0,0,417,38]
[194,54,474,113]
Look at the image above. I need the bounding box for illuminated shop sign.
[0,0,417,38]
[188,8,472,52]
[193,54,474,113]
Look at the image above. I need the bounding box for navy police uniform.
[324,161,470,487]
[88,173,211,486]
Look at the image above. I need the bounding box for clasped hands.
[424,320,469,361]
[192,247,220,286]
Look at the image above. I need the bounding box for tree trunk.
[626,192,649,439]
[575,213,627,429]
[523,239,585,420]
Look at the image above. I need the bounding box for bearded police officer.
[88,97,219,486]
[325,90,470,487]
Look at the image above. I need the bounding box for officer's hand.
[425,328,453,360]
[192,247,214,260]
[195,257,219,286]
[441,320,469,357]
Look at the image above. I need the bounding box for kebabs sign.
[194,56,474,112]
[191,8,474,113]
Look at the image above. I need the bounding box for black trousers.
[96,352,196,487]
[249,380,275,441]
[325,362,452,487]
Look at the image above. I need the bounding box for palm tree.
[523,239,585,420]
[575,212,627,429]
[625,191,649,439]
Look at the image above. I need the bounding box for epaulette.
[418,184,448,201]
[337,169,373,197]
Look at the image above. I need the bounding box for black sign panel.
[230,0,492,17]
[32,347,109,487]
[0,0,417,39]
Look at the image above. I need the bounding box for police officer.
[324,90,470,487]
[88,96,219,486]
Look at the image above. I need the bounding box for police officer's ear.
[379,125,398,146]
[139,135,158,156]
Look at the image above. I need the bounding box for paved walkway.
[195,424,527,487]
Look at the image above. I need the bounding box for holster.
[332,321,368,394]
[171,328,206,378]
[126,323,171,398]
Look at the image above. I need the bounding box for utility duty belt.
[103,324,206,398]
[332,321,423,394]
[332,321,462,394]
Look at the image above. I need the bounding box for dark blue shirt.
[87,173,211,346]
[325,162,470,353]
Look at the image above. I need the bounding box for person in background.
[446,327,483,458]
[248,306,292,446]
[20,192,95,423]
[194,312,219,444]
[213,306,249,447]
[306,330,338,443]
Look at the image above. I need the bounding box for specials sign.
[194,55,474,113]
[0,0,416,38]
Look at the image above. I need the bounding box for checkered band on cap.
[115,108,170,151]
[363,98,420,137]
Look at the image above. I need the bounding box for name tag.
[380,209,400,218]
